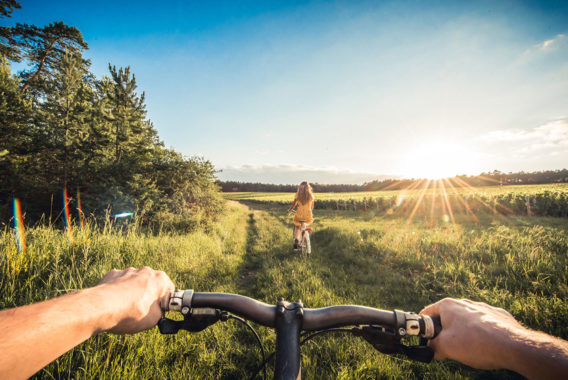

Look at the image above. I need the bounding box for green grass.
[224,183,568,203]
[2,199,567,378]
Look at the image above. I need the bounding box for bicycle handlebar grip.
[421,315,442,339]
[431,315,442,337]
[162,290,194,312]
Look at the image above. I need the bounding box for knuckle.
[441,297,457,305]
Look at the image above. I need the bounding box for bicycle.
[287,210,311,257]
[158,290,442,380]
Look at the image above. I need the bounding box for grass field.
[2,199,568,379]
[224,183,568,203]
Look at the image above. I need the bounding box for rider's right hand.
[95,267,175,334]
[420,298,520,370]
[420,298,568,379]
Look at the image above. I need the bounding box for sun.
[398,141,480,179]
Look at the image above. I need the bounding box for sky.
[5,0,568,183]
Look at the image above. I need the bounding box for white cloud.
[480,120,568,143]
[525,34,567,54]
[477,120,568,160]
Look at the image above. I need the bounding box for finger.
[420,297,452,315]
[426,333,448,360]
[489,304,514,319]
[97,268,124,284]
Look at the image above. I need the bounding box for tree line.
[218,181,362,193]
[220,169,568,193]
[0,1,222,228]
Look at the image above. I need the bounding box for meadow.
[2,196,568,379]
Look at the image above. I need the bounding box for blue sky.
[6,0,568,183]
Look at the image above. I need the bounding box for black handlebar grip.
[431,315,442,338]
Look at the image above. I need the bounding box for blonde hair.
[296,181,314,205]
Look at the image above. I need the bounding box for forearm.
[507,327,568,380]
[288,201,297,212]
[0,286,119,379]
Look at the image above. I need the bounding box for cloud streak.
[477,120,568,164]
[525,34,567,54]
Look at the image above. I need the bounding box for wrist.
[505,326,568,379]
[496,325,532,372]
[83,284,127,334]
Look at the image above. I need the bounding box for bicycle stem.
[274,298,303,380]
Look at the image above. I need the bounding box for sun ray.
[476,175,502,185]
[439,179,455,224]
[386,180,418,214]
[395,179,427,214]
[429,179,438,223]
[451,176,514,217]
[444,178,479,222]
[407,179,431,224]
[377,179,406,192]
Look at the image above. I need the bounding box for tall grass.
[2,200,567,378]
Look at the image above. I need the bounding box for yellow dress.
[293,196,314,226]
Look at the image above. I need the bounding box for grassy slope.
[224,183,568,203]
[2,200,567,378]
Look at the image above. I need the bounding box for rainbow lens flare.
[63,188,74,244]
[12,198,26,253]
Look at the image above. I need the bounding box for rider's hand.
[95,267,175,334]
[421,298,568,379]
[420,298,521,370]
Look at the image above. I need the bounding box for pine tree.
[11,21,87,92]
[0,56,32,218]
[41,50,94,188]
[104,64,148,163]
[0,0,22,61]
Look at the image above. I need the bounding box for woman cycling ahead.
[287,181,314,249]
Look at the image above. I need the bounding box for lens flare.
[77,187,84,233]
[63,188,73,245]
[12,198,26,253]
[113,212,133,219]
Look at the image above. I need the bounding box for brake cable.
[225,314,267,380]
[159,309,267,380]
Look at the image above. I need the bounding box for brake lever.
[351,325,435,363]
[158,308,226,334]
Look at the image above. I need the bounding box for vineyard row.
[246,191,568,218]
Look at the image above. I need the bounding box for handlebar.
[159,290,442,378]
[162,290,440,338]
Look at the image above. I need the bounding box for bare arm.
[0,267,174,380]
[421,298,568,380]
[287,199,298,213]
